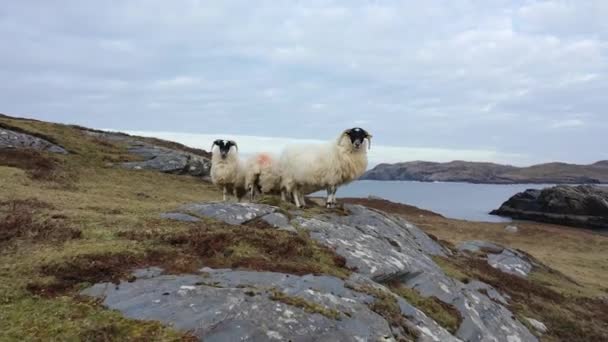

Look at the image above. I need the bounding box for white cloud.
[550,119,585,129]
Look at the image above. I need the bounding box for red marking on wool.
[256,153,273,166]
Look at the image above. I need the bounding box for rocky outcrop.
[83,268,461,342]
[491,185,608,229]
[458,241,534,277]
[0,128,67,154]
[362,160,608,184]
[81,202,539,342]
[85,131,211,177]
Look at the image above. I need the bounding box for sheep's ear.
[342,128,352,136]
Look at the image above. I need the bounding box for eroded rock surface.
[0,128,67,154]
[84,131,211,177]
[87,202,538,342]
[458,240,533,277]
[83,268,459,342]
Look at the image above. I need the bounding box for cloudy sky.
[1,1,606,166]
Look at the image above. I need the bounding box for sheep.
[244,152,282,201]
[210,139,247,201]
[279,127,372,208]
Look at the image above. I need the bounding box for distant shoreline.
[362,160,608,184]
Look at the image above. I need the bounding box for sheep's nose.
[353,141,362,148]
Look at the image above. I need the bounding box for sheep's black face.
[212,139,237,159]
[344,127,371,150]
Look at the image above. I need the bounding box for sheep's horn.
[231,141,238,152]
[366,135,373,150]
[211,140,219,152]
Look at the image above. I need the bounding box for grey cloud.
[0,1,606,164]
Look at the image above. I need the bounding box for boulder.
[179,202,277,225]
[0,128,67,154]
[84,131,211,177]
[491,185,608,229]
[457,241,533,277]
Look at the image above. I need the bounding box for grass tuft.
[269,289,341,320]
[0,199,81,246]
[389,283,462,334]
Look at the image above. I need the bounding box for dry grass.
[269,289,341,320]
[0,199,81,246]
[0,149,64,181]
[435,254,608,341]
[118,222,350,278]
[388,283,462,334]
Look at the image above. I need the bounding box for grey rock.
[180,202,276,225]
[457,241,533,277]
[491,185,608,229]
[261,212,297,233]
[504,225,519,233]
[457,240,504,254]
[82,268,457,342]
[295,205,537,342]
[83,130,211,177]
[465,280,510,306]
[0,128,67,154]
[160,212,200,222]
[121,142,211,176]
[487,249,533,277]
[293,205,448,281]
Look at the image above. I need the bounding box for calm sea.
[324,180,556,222]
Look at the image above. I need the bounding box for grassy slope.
[1,115,607,341]
[0,116,347,341]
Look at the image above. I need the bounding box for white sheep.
[244,152,282,201]
[210,139,246,201]
[279,127,372,208]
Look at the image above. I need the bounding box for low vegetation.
[0,199,81,247]
[269,289,341,320]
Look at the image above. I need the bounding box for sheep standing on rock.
[244,152,282,201]
[210,139,246,201]
[279,127,372,208]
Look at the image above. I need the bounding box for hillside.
[1,114,608,341]
[362,160,608,184]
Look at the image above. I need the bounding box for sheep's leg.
[222,186,227,201]
[299,192,306,207]
[249,185,255,202]
[326,186,337,208]
[293,189,303,208]
[281,189,287,202]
